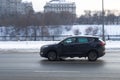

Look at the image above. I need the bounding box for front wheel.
[88,51,98,61]
[47,51,57,61]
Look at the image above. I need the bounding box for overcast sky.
[22,0,120,16]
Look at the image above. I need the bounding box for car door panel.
[62,44,76,55]
[76,37,90,55]
[77,43,91,54]
[61,37,78,56]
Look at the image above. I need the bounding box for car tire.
[88,51,98,61]
[47,51,57,61]
[59,57,66,61]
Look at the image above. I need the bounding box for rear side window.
[88,37,98,42]
[77,37,88,43]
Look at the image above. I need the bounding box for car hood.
[41,43,58,48]
[46,43,57,46]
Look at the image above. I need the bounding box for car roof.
[67,35,99,39]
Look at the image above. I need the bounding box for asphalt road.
[0,50,120,80]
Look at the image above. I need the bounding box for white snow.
[105,41,120,49]
[62,25,120,35]
[0,41,59,50]
[0,41,120,51]
[0,25,120,40]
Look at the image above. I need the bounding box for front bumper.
[40,51,44,57]
[40,47,47,57]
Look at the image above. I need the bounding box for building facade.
[44,0,76,14]
[0,0,33,15]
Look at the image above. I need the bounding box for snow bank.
[0,41,120,50]
[106,41,120,49]
[0,41,59,50]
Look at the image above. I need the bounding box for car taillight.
[100,41,105,46]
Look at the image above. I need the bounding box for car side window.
[88,38,95,42]
[63,38,76,44]
[77,37,88,43]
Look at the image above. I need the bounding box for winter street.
[0,0,120,80]
[0,49,120,80]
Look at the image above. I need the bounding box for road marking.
[34,71,81,73]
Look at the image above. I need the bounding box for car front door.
[61,37,78,56]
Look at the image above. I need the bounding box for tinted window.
[88,38,95,42]
[77,37,88,43]
[63,37,76,44]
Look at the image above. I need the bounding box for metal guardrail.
[0,35,71,41]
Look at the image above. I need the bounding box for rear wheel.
[47,51,57,61]
[88,51,98,61]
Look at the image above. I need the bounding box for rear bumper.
[98,51,105,57]
[98,47,106,57]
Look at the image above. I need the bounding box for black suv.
[40,36,105,61]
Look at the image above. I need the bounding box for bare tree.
[74,29,81,35]
[85,27,93,35]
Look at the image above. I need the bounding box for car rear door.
[76,37,91,55]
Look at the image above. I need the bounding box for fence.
[0,35,71,41]
[0,35,120,41]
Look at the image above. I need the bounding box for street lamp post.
[102,0,105,41]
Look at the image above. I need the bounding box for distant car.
[40,36,105,61]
